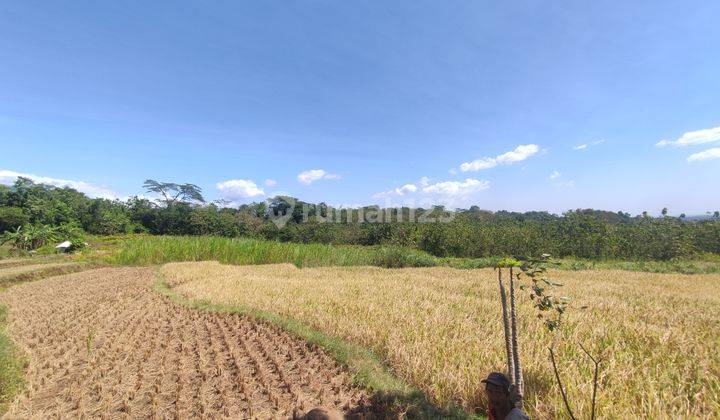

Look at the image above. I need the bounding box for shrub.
[373,246,437,268]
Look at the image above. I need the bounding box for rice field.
[0,262,91,291]
[162,261,720,419]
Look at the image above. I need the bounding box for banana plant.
[0,224,58,250]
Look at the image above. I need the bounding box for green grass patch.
[372,246,438,268]
[0,245,27,260]
[100,234,720,274]
[106,235,440,269]
[549,257,720,274]
[0,304,24,414]
[438,255,720,274]
[154,269,481,419]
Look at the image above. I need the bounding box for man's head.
[302,407,343,420]
[482,372,511,407]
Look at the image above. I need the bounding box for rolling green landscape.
[2,177,719,267]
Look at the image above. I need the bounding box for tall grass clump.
[555,257,720,274]
[372,246,437,268]
[104,235,720,273]
[108,236,443,268]
[108,235,387,267]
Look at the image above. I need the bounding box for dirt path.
[0,267,367,418]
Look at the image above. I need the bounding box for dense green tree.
[0,184,12,206]
[0,207,29,233]
[83,199,134,235]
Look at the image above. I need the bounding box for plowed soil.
[0,267,368,418]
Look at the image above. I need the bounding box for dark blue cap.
[481,372,511,390]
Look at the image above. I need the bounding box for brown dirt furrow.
[0,267,368,419]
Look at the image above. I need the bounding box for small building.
[55,241,72,253]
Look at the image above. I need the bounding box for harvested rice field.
[0,256,66,269]
[162,261,720,419]
[0,268,369,418]
[0,263,76,279]
[0,262,91,291]
[0,258,35,268]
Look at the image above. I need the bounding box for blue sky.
[1,1,719,214]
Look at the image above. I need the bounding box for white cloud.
[0,169,117,199]
[656,126,720,147]
[421,178,490,195]
[687,147,720,163]
[297,169,341,185]
[573,139,605,150]
[372,183,418,199]
[550,170,561,179]
[373,176,435,199]
[495,144,540,164]
[216,179,265,202]
[460,144,539,172]
[461,157,497,171]
[373,177,490,208]
[264,179,277,187]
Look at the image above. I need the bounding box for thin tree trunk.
[579,342,603,420]
[509,267,524,406]
[498,268,514,383]
[549,347,576,420]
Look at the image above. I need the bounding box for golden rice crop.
[162,261,720,419]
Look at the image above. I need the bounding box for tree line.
[1,177,719,260]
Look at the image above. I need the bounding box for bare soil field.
[0,268,368,418]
